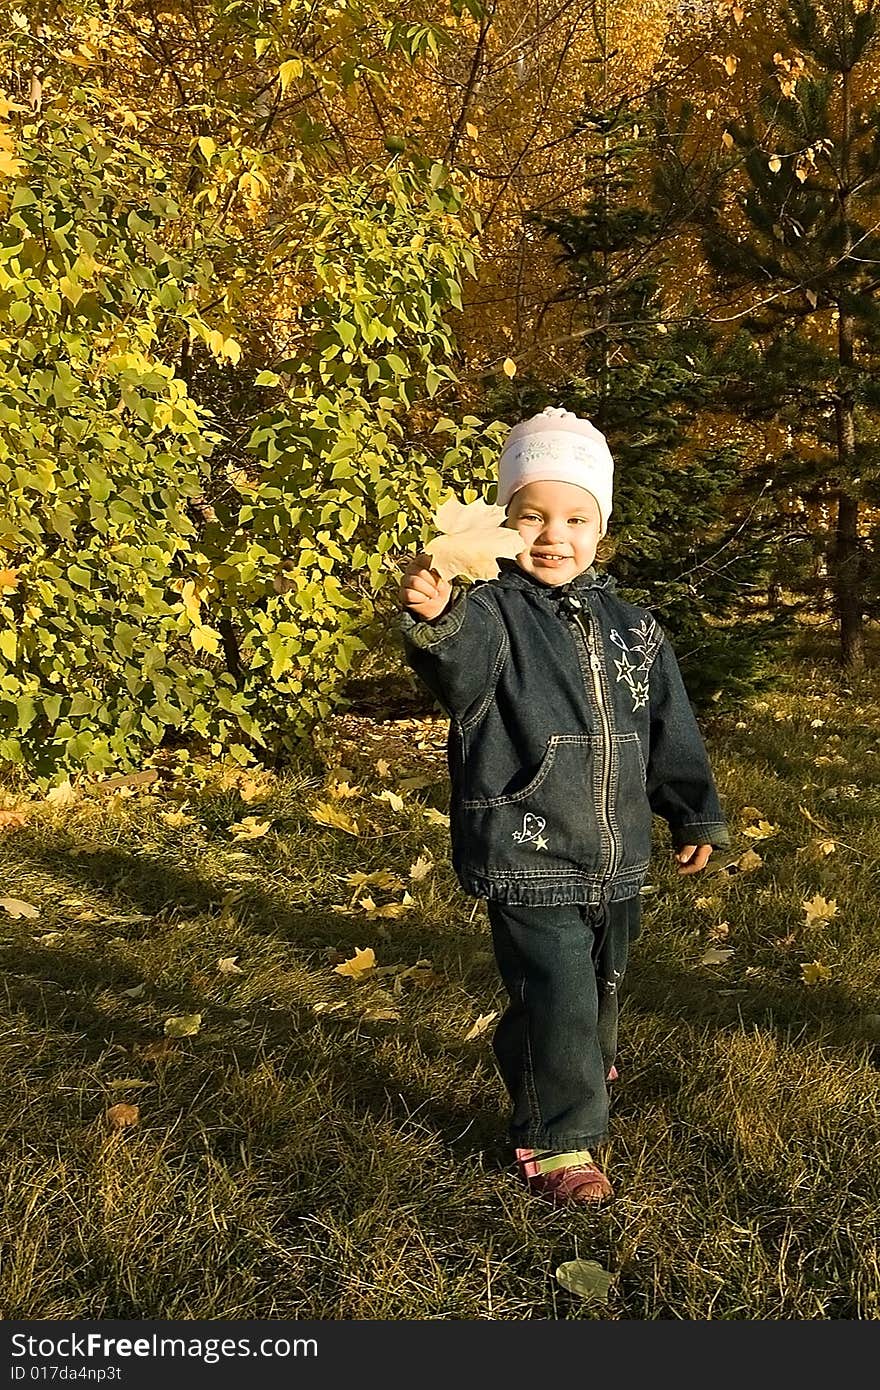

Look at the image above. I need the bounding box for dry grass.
[1,630,879,1319]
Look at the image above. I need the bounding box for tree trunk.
[834,487,864,669]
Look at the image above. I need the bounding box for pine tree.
[692,0,880,669]
[492,83,788,706]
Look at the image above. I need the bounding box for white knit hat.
[497,406,614,537]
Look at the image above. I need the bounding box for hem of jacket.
[669,822,731,850]
[455,863,647,906]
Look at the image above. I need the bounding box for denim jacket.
[397,558,730,907]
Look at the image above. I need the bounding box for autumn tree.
[686,0,880,669]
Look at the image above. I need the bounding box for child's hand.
[398,553,453,621]
[675,844,713,875]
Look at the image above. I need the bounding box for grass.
[1,628,879,1320]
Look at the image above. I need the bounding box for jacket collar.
[493,558,618,597]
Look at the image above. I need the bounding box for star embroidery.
[534,835,548,850]
[631,680,649,710]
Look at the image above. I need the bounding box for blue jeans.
[486,895,641,1151]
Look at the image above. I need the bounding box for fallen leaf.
[160,810,194,827]
[423,807,450,826]
[424,494,524,582]
[409,855,434,881]
[334,947,377,979]
[228,815,272,841]
[724,54,737,75]
[700,947,734,965]
[104,1106,139,1128]
[376,759,391,778]
[107,1078,152,1090]
[502,357,517,378]
[802,892,837,926]
[707,921,730,941]
[555,1260,614,1304]
[105,1103,139,1129]
[372,789,405,811]
[0,566,20,590]
[736,848,763,873]
[742,820,778,840]
[163,1013,202,1037]
[464,1010,498,1041]
[695,896,722,911]
[0,896,40,919]
[0,809,28,831]
[361,1006,400,1022]
[98,770,159,792]
[45,780,76,807]
[740,806,764,820]
[120,983,146,999]
[309,801,360,835]
[327,780,361,799]
[768,154,782,172]
[346,870,404,894]
[218,956,244,975]
[398,774,434,791]
[239,777,272,804]
[34,932,63,944]
[801,959,832,985]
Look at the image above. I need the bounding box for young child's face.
[504,480,602,587]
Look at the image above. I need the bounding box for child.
[396,407,730,1204]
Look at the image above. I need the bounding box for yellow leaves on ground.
[0,566,20,590]
[409,854,433,881]
[239,777,273,805]
[742,818,779,841]
[423,807,449,826]
[424,494,524,582]
[802,893,838,927]
[105,1103,139,1130]
[372,789,405,811]
[801,960,833,985]
[0,896,39,919]
[164,1013,202,1037]
[334,947,376,979]
[161,809,194,827]
[228,815,272,842]
[464,1011,498,1042]
[218,956,244,975]
[45,780,76,808]
[309,800,360,835]
[0,808,28,831]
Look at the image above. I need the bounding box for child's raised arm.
[396,553,507,725]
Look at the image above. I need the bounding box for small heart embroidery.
[520,813,546,840]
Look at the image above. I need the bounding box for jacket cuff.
[397,585,468,650]
[670,822,731,850]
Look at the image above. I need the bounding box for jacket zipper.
[570,607,619,883]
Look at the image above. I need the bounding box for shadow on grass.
[2,837,507,1165]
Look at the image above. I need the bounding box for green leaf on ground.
[555,1260,614,1304]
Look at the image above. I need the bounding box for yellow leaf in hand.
[334,947,376,979]
[424,495,524,582]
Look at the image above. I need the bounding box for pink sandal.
[515,1148,613,1204]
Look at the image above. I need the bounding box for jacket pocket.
[611,733,653,869]
[457,735,604,876]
